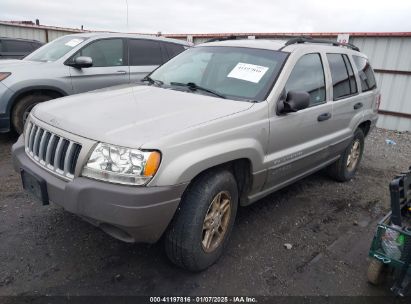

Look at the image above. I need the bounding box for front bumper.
[12,136,188,243]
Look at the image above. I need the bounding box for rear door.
[325,53,363,157]
[68,38,129,93]
[128,39,165,83]
[265,52,335,191]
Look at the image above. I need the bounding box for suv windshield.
[149,46,288,101]
[24,36,87,62]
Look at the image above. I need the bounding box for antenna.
[125,0,129,32]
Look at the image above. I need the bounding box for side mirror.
[72,56,93,69]
[277,90,310,114]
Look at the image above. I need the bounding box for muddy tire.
[12,94,53,134]
[165,169,238,271]
[367,259,384,285]
[327,128,365,182]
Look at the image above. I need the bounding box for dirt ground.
[0,128,410,297]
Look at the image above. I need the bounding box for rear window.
[3,40,34,52]
[327,53,358,100]
[129,39,163,66]
[353,56,377,92]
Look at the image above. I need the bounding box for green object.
[369,212,411,269]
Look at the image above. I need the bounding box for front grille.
[24,121,82,179]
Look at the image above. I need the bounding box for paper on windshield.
[65,38,83,47]
[227,62,269,83]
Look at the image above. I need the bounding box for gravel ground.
[0,128,410,297]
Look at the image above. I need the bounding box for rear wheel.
[327,128,365,182]
[12,94,53,134]
[165,169,238,271]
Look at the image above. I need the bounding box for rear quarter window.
[353,56,377,92]
[164,43,186,59]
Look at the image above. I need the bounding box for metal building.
[0,21,410,131]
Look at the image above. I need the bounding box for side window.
[164,43,186,59]
[129,39,163,66]
[3,40,34,52]
[327,53,357,100]
[285,53,326,106]
[343,55,357,94]
[353,56,377,92]
[74,39,124,67]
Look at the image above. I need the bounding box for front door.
[264,53,335,191]
[69,38,129,94]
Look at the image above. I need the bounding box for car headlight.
[0,72,11,81]
[82,143,161,186]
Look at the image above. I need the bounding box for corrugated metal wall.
[351,37,411,131]
[0,23,80,43]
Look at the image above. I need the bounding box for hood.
[32,85,254,148]
[0,59,44,68]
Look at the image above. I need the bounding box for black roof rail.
[283,36,360,52]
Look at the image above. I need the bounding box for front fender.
[151,137,266,187]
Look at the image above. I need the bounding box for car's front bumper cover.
[12,136,188,243]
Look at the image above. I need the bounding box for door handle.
[116,70,127,75]
[353,102,363,110]
[317,112,331,121]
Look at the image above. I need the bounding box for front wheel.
[327,128,365,182]
[165,169,238,271]
[11,94,53,134]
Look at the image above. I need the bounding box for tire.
[367,259,384,285]
[12,94,53,134]
[327,128,365,182]
[165,169,238,271]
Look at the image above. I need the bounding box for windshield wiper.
[170,82,226,99]
[141,76,163,86]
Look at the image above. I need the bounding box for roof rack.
[283,36,360,52]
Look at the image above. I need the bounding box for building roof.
[1,21,410,38]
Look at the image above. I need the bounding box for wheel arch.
[8,86,68,115]
[357,120,371,137]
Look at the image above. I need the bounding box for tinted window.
[164,43,186,59]
[343,55,357,94]
[285,53,326,105]
[327,53,357,100]
[3,40,34,52]
[353,56,377,92]
[74,39,124,67]
[129,39,163,66]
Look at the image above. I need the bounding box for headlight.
[0,72,11,81]
[82,143,161,186]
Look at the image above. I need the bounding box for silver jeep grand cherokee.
[12,37,379,271]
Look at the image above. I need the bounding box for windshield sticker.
[227,62,269,83]
[65,38,83,47]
